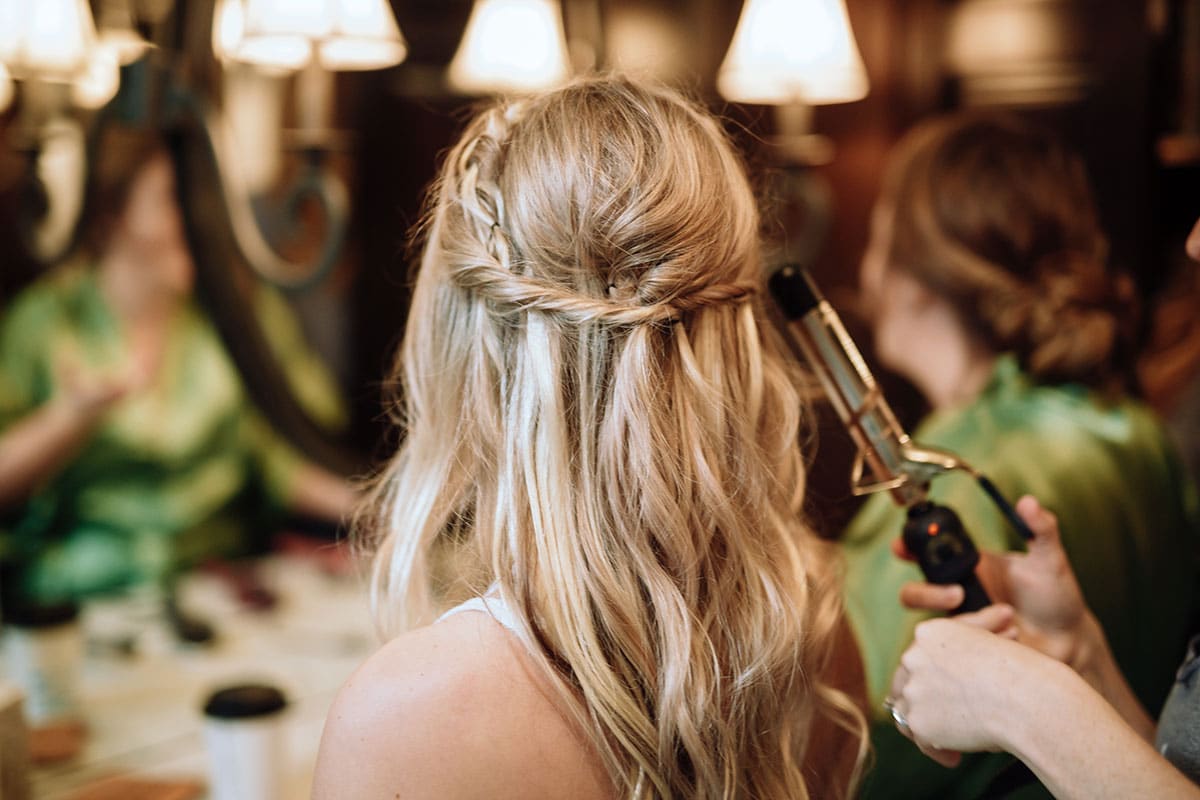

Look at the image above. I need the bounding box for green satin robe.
[0,264,345,605]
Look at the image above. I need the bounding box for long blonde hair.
[363,76,864,799]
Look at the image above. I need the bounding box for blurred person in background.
[0,130,357,616]
[842,113,1200,798]
[1139,218,1200,485]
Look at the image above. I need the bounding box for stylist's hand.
[889,609,1045,766]
[893,495,1093,668]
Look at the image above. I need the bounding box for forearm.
[285,462,358,525]
[0,400,100,508]
[1006,661,1194,800]
[1069,613,1157,742]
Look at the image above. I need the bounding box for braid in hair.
[446,104,757,328]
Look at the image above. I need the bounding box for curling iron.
[768,265,1033,613]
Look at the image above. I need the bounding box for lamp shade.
[212,0,246,63]
[71,42,120,108]
[717,0,869,105]
[223,0,405,72]
[320,0,407,70]
[238,0,334,70]
[945,0,1089,105]
[448,0,570,94]
[0,0,98,81]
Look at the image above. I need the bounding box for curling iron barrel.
[768,265,927,507]
[769,264,1001,614]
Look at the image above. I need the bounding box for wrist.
[1001,656,1089,764]
[1069,613,1112,691]
[52,391,108,428]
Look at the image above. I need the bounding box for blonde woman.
[313,77,866,799]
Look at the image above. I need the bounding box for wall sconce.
[448,0,571,94]
[945,0,1090,107]
[0,0,151,112]
[208,0,407,289]
[0,0,102,86]
[0,0,151,262]
[718,0,869,266]
[719,0,868,162]
[220,0,408,72]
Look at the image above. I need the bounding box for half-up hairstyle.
[362,76,866,799]
[880,113,1136,388]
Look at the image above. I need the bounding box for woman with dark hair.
[0,132,355,609]
[842,113,1199,798]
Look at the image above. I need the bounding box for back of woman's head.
[880,113,1135,387]
[366,76,864,798]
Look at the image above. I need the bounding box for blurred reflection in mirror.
[0,129,358,645]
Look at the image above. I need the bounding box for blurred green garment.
[0,262,346,605]
[844,354,1200,800]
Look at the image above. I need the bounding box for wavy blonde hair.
[363,76,865,799]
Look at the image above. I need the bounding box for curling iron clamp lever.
[842,380,971,496]
[849,443,966,497]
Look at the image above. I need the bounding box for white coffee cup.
[202,683,288,800]
[2,602,83,725]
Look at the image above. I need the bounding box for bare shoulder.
[311,610,611,800]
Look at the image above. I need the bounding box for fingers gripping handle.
[902,502,991,614]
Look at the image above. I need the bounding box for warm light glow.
[238,0,334,69]
[71,42,120,108]
[717,0,869,105]
[224,0,405,72]
[448,0,570,94]
[606,8,687,82]
[222,66,286,192]
[0,63,13,112]
[96,0,151,65]
[245,0,336,38]
[0,0,125,109]
[0,0,19,72]
[945,0,1087,105]
[320,0,407,70]
[212,0,246,62]
[0,0,98,81]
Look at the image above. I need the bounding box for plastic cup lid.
[203,684,288,719]
[4,600,80,629]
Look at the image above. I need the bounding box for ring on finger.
[883,696,911,735]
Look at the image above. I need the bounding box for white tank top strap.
[438,590,523,639]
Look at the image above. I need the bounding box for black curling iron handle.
[902,502,991,614]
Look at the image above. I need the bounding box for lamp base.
[770,133,835,167]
